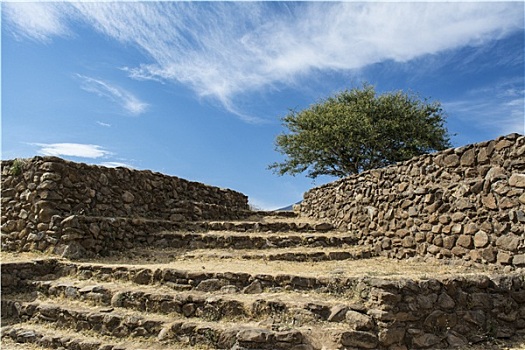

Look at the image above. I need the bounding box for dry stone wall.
[1,156,249,256]
[299,133,525,267]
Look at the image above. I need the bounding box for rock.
[274,330,303,344]
[437,292,455,309]
[339,330,379,349]
[423,310,457,330]
[456,235,472,249]
[442,236,456,250]
[121,191,135,203]
[481,194,498,210]
[485,166,507,182]
[512,254,525,266]
[446,332,468,348]
[236,328,271,343]
[460,148,476,166]
[133,269,152,285]
[181,303,196,317]
[327,304,348,322]
[497,251,513,265]
[480,247,497,263]
[412,333,442,348]
[220,285,239,294]
[345,310,374,330]
[314,222,333,231]
[443,154,459,167]
[196,278,226,292]
[496,234,521,252]
[473,231,489,248]
[55,241,87,260]
[379,327,405,346]
[243,280,263,294]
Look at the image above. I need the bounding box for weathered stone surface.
[456,235,472,249]
[496,234,521,252]
[460,149,476,166]
[132,269,152,285]
[509,174,525,188]
[481,194,498,210]
[437,292,455,309]
[243,280,263,294]
[314,222,333,231]
[473,231,489,248]
[339,330,378,349]
[237,328,271,343]
[379,327,405,346]
[345,310,374,330]
[121,191,135,203]
[443,154,460,167]
[327,305,348,322]
[412,333,442,348]
[512,254,525,266]
[497,251,513,265]
[196,278,225,292]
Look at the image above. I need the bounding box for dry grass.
[73,255,500,280]
[1,251,53,263]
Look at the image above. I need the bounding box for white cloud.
[31,143,112,158]
[100,161,134,169]
[5,2,523,120]
[96,121,111,127]
[76,74,148,115]
[3,2,72,42]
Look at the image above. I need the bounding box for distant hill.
[276,201,302,211]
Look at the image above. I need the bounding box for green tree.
[269,84,451,178]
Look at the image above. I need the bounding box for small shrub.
[9,158,25,176]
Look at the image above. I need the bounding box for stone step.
[58,261,361,294]
[1,323,178,350]
[4,300,361,349]
[199,220,335,233]
[147,230,356,250]
[179,246,374,262]
[29,277,373,327]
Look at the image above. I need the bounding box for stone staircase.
[1,212,523,350]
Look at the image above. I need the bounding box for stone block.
[443,154,460,167]
[412,333,442,348]
[442,236,456,250]
[473,231,489,248]
[456,235,472,248]
[513,254,525,267]
[339,330,378,349]
[460,148,476,166]
[497,251,513,265]
[496,234,521,252]
[379,327,405,346]
[480,247,497,263]
[345,310,374,330]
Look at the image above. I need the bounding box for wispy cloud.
[31,143,112,158]
[4,2,523,121]
[96,121,111,127]
[2,2,72,42]
[445,80,525,136]
[76,74,148,116]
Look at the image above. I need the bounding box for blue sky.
[2,2,524,210]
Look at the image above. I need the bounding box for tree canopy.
[269,84,451,178]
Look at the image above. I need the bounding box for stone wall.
[1,156,249,255]
[298,133,525,267]
[357,272,525,348]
